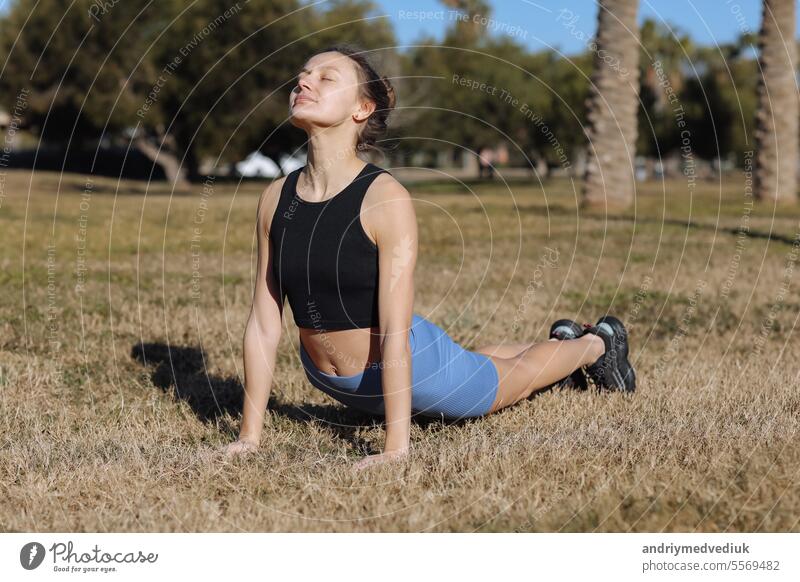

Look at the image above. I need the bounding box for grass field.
[2,167,799,532]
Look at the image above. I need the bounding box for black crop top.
[269,162,391,330]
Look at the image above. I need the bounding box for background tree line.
[0,0,795,206]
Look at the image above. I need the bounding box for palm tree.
[583,0,641,209]
[754,0,798,203]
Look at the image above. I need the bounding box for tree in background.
[637,19,691,163]
[404,0,578,175]
[680,42,758,169]
[724,35,759,169]
[754,0,798,203]
[582,0,640,209]
[139,0,306,187]
[440,0,492,46]
[528,50,592,178]
[0,0,791,188]
[0,0,396,187]
[404,0,509,165]
[0,0,159,154]
[150,0,396,183]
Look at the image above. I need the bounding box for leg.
[483,334,605,414]
[475,338,560,359]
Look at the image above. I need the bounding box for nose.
[295,74,312,95]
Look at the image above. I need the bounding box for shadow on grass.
[131,342,244,423]
[512,203,799,246]
[130,341,466,454]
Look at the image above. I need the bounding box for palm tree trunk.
[582,0,641,209]
[754,0,798,203]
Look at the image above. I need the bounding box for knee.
[513,355,545,386]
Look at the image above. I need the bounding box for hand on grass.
[222,438,259,458]
[353,448,409,471]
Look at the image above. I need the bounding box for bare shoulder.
[361,169,416,245]
[257,175,288,236]
[365,170,411,203]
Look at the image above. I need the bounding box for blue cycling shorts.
[300,313,499,420]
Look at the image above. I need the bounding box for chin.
[291,109,343,130]
[289,110,316,127]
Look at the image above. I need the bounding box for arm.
[237,182,284,447]
[372,179,418,455]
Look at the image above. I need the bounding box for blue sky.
[0,0,792,56]
[373,0,798,55]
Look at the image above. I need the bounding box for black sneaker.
[583,316,636,392]
[547,319,588,391]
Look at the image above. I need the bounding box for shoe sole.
[595,315,636,392]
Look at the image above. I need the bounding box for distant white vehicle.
[235,151,306,178]
[279,153,306,174]
[235,151,280,177]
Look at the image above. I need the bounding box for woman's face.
[289,51,371,131]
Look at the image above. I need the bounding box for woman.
[223,44,636,469]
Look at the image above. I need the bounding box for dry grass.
[1,168,799,532]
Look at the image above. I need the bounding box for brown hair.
[315,43,396,156]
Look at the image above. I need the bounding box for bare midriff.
[298,326,383,376]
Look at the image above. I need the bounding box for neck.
[301,129,366,197]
